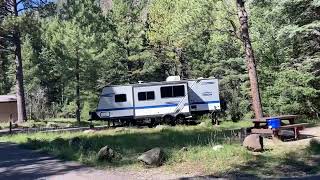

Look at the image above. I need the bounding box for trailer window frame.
[138,91,155,101]
[160,85,185,98]
[114,94,127,102]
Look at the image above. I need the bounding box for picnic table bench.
[250,115,307,140]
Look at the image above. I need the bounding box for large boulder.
[309,138,320,152]
[138,147,165,166]
[69,137,81,147]
[243,134,263,152]
[97,146,115,161]
[52,137,65,146]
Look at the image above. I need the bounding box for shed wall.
[0,102,18,122]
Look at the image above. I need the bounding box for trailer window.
[160,86,172,98]
[173,85,185,97]
[115,94,127,102]
[161,85,185,98]
[138,91,155,101]
[147,91,155,100]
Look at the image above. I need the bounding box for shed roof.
[0,95,17,103]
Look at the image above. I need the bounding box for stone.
[137,147,165,166]
[69,137,81,147]
[243,134,263,152]
[310,138,320,146]
[212,145,223,151]
[155,125,169,131]
[97,146,115,161]
[65,123,73,128]
[180,147,188,152]
[46,122,59,128]
[52,137,65,145]
[83,129,96,134]
[115,127,128,132]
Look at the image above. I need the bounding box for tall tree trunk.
[13,0,27,122]
[236,0,263,119]
[174,47,189,79]
[75,56,81,123]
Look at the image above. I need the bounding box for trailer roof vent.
[166,76,180,81]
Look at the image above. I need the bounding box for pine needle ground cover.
[1,121,319,178]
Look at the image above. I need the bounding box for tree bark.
[174,47,189,79]
[236,0,263,119]
[13,0,27,122]
[75,54,81,123]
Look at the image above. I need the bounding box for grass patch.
[0,121,319,178]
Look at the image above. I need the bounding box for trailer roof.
[103,78,217,88]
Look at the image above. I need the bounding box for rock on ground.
[212,145,223,151]
[52,137,65,145]
[83,129,96,134]
[46,122,59,128]
[155,125,169,131]
[69,137,81,147]
[97,146,115,161]
[243,134,263,152]
[310,138,320,146]
[138,147,165,166]
[179,147,188,152]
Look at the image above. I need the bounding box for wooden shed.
[0,95,18,123]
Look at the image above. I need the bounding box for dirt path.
[0,142,191,180]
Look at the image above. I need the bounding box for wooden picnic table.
[251,115,307,140]
[252,115,299,128]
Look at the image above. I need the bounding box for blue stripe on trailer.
[135,104,178,109]
[97,107,134,111]
[96,100,220,112]
[190,100,220,105]
[96,104,178,112]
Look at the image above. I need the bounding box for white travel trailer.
[90,77,220,125]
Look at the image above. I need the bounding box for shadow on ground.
[0,142,90,180]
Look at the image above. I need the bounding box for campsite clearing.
[0,121,319,178]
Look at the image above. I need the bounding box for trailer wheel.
[163,115,175,126]
[176,114,185,125]
[148,118,155,128]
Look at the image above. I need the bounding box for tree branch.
[227,19,242,40]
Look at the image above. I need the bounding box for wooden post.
[236,0,263,119]
[9,121,12,134]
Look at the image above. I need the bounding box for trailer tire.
[176,114,185,125]
[148,118,156,128]
[163,115,175,126]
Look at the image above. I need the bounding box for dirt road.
[0,142,191,180]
